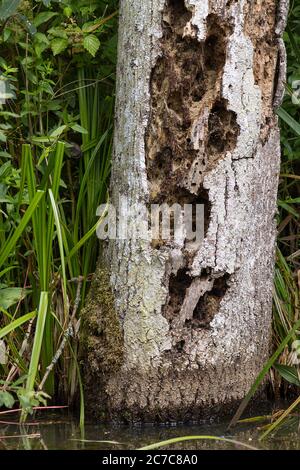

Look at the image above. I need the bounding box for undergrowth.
[0,0,118,422]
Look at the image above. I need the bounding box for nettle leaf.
[0,287,29,310]
[0,0,21,21]
[34,34,49,56]
[34,32,49,44]
[274,363,300,387]
[0,390,15,409]
[51,38,68,56]
[33,12,58,28]
[18,390,49,414]
[83,34,100,57]
[47,27,68,39]
[35,42,49,57]
[38,80,54,96]
[3,27,11,42]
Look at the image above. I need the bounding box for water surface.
[0,407,300,450]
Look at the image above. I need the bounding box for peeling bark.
[82,0,288,423]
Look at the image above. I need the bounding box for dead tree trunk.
[82,0,288,422]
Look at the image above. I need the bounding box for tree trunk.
[82,0,288,422]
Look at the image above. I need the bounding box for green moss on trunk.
[81,261,124,376]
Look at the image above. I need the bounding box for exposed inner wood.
[146,0,238,329]
[244,0,278,141]
[146,2,239,203]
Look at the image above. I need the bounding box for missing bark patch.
[164,271,231,331]
[208,99,239,155]
[243,0,278,140]
[146,2,238,239]
[163,268,192,322]
[167,0,192,32]
[204,14,229,73]
[188,274,231,328]
[146,2,237,335]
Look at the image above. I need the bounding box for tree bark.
[82,0,288,422]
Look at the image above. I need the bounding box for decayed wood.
[82,0,288,422]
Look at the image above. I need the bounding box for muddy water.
[0,409,299,450]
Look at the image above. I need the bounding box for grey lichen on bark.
[82,0,288,422]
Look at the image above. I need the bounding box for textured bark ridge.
[82,0,288,422]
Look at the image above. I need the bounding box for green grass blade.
[259,395,300,441]
[73,130,109,239]
[0,191,44,268]
[0,311,36,340]
[25,292,48,394]
[228,318,300,429]
[67,217,104,261]
[277,107,300,136]
[138,436,258,451]
[0,266,17,279]
[48,189,67,309]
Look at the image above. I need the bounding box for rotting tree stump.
[82,0,288,423]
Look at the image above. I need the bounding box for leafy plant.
[0,0,118,419]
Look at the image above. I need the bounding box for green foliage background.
[0,0,119,418]
[0,0,299,431]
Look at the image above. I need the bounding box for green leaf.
[23,292,48,412]
[63,6,72,18]
[277,107,300,137]
[50,125,67,138]
[0,132,7,143]
[33,12,58,28]
[70,123,88,134]
[0,311,36,340]
[83,35,100,57]
[31,136,54,143]
[49,189,67,309]
[51,38,68,56]
[47,27,67,39]
[138,436,258,451]
[0,0,21,20]
[274,364,300,387]
[34,32,49,45]
[0,190,44,269]
[0,266,17,279]
[0,390,15,409]
[0,287,29,310]
[278,200,299,218]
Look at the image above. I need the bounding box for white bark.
[83,0,288,422]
